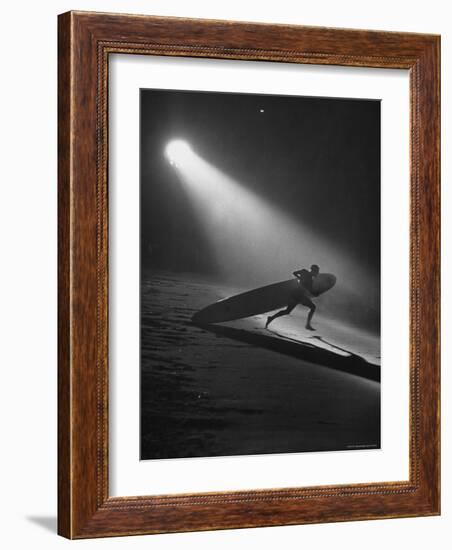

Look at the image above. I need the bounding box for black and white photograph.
[140,89,381,460]
[1,0,444,546]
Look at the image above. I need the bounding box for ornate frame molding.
[58,11,440,538]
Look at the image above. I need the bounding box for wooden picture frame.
[58,11,440,539]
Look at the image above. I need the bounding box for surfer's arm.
[293,270,303,279]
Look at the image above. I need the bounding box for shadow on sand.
[193,322,380,382]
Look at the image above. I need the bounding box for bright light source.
[165,140,192,164]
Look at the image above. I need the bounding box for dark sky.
[140,89,380,281]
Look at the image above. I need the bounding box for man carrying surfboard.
[265,264,320,331]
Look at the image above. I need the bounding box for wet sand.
[141,270,380,460]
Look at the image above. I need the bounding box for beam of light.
[165,140,380,326]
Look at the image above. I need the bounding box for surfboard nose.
[192,307,212,325]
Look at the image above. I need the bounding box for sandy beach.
[141,270,380,460]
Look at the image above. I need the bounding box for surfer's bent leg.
[265,302,296,328]
[300,295,316,330]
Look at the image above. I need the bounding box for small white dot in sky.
[260,109,265,113]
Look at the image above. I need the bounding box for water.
[140,270,380,460]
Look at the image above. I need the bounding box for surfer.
[265,264,320,331]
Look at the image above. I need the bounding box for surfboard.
[192,273,336,324]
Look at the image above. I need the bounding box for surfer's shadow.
[193,322,380,383]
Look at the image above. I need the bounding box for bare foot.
[305,325,316,331]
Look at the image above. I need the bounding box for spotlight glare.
[165,140,192,164]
